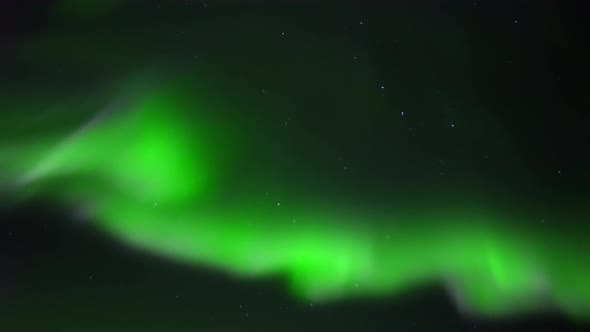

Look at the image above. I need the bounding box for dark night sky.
[1,1,589,331]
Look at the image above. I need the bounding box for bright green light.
[1,86,589,322]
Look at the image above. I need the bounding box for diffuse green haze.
[1,83,589,321]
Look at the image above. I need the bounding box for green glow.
[1,86,589,321]
[55,0,123,19]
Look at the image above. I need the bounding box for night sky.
[1,1,589,331]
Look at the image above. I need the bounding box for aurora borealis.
[2,1,590,331]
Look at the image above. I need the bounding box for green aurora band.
[1,82,589,321]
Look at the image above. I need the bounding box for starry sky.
[1,1,589,331]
